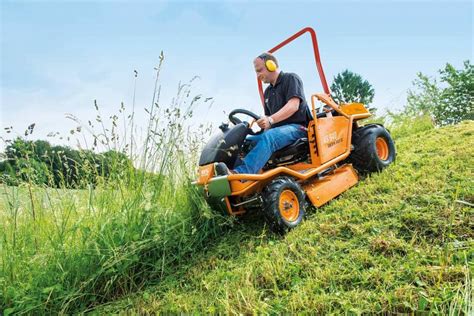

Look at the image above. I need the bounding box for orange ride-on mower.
[194,27,396,233]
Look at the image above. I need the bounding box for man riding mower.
[194,27,396,233]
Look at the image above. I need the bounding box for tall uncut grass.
[0,57,231,314]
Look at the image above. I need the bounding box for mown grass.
[99,119,473,314]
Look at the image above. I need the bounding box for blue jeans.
[234,124,307,174]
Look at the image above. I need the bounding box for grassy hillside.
[101,120,473,314]
[1,119,472,315]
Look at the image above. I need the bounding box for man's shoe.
[215,162,233,176]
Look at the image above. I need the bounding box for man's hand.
[257,116,272,130]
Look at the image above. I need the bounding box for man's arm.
[257,97,300,130]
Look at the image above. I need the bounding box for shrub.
[406,60,473,126]
[0,138,133,188]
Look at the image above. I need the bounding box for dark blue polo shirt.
[263,71,310,128]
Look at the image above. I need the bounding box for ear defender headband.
[259,53,277,72]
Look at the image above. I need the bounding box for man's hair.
[258,52,279,67]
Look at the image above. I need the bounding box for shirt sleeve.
[263,88,270,116]
[285,73,305,104]
[264,106,270,116]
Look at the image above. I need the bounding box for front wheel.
[347,124,396,174]
[262,177,306,234]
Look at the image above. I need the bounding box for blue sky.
[1,0,472,150]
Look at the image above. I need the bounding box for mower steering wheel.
[228,109,264,135]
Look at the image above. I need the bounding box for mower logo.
[200,169,210,177]
[323,131,343,148]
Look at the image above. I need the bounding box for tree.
[407,60,473,126]
[330,70,375,112]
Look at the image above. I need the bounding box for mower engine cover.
[199,122,248,167]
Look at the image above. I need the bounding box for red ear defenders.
[258,54,277,72]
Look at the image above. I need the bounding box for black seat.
[316,109,338,119]
[271,138,309,159]
[264,138,309,169]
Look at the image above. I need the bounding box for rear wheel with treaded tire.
[347,124,396,174]
[262,177,306,234]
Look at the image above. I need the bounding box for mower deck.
[302,164,358,207]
